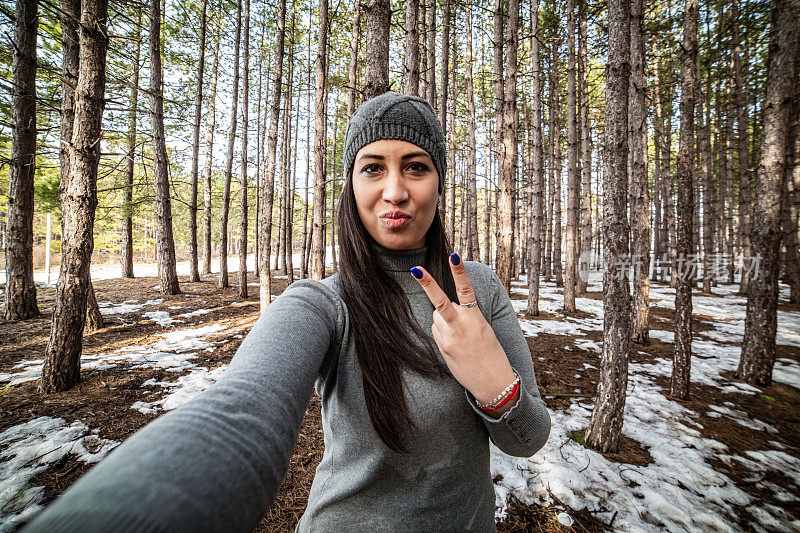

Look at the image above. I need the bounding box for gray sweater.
[22,245,551,532]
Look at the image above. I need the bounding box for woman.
[23,92,551,532]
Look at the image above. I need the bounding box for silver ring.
[462,300,478,308]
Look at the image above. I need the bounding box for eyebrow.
[357,151,431,162]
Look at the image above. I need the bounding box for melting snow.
[0,417,118,531]
[491,272,800,531]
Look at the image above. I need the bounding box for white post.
[45,212,52,285]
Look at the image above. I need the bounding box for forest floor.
[0,266,799,532]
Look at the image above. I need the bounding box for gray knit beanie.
[343,91,447,194]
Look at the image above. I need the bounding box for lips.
[381,211,411,219]
[380,211,411,229]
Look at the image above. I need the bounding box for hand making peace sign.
[410,253,519,409]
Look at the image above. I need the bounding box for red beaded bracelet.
[480,381,519,411]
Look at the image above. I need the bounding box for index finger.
[448,252,478,306]
[410,266,458,322]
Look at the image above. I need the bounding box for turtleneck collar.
[370,241,429,293]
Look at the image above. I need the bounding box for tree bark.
[438,0,450,226]
[448,19,457,246]
[578,2,592,295]
[403,0,420,96]
[258,0,284,310]
[40,0,108,392]
[527,0,543,316]
[733,0,752,296]
[652,51,664,282]
[302,51,312,280]
[238,0,250,298]
[279,26,296,278]
[219,0,242,289]
[425,0,436,107]
[464,3,480,261]
[782,78,799,302]
[84,282,103,332]
[553,85,563,288]
[254,26,266,281]
[150,0,180,295]
[700,71,716,294]
[121,7,140,279]
[564,0,578,312]
[5,0,40,320]
[188,0,208,283]
[311,0,329,280]
[584,0,631,453]
[496,0,518,291]
[630,0,650,344]
[363,0,389,101]
[202,23,221,276]
[671,0,698,400]
[737,0,799,386]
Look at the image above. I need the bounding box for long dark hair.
[336,177,458,453]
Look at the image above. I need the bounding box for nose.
[381,166,409,204]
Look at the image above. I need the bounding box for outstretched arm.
[462,266,552,457]
[22,279,344,533]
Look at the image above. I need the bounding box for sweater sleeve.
[463,269,551,458]
[21,279,345,533]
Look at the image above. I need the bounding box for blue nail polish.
[410,267,423,280]
[450,253,461,266]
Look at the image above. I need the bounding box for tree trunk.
[121,7,140,279]
[465,3,480,261]
[84,281,103,332]
[347,4,361,121]
[363,0,389,101]
[448,21,457,246]
[287,78,299,286]
[564,0,578,312]
[150,0,180,295]
[733,0,752,296]
[403,0,420,96]
[782,80,799,303]
[254,27,267,281]
[275,191,283,272]
[329,91,338,273]
[5,0,40,320]
[554,87,563,289]
[671,0,698,400]
[279,28,295,278]
[578,2,592,295]
[311,0,329,280]
[584,0,631,454]
[496,0,518,291]
[302,52,312,280]
[238,0,250,298]
[202,23,221,276]
[700,74,716,294]
[425,0,436,107]
[527,0,543,316]
[630,0,650,344]
[189,0,208,283]
[439,0,450,225]
[665,108,676,288]
[544,33,556,281]
[652,52,664,282]
[737,0,799,386]
[219,0,242,289]
[40,0,108,392]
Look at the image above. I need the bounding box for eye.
[407,161,429,173]
[361,163,381,175]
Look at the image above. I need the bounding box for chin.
[375,233,424,251]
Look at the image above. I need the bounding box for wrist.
[474,367,519,407]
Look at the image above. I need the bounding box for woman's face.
[352,139,440,250]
